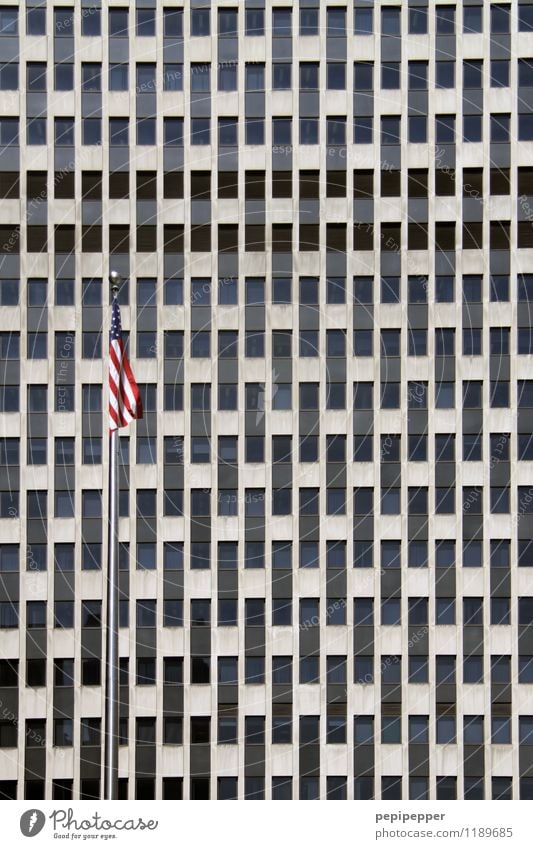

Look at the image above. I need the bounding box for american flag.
[109,298,143,431]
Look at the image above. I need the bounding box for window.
[436,598,455,625]
[492,717,510,744]
[162,717,182,746]
[55,64,73,90]
[27,6,45,35]
[242,4,263,34]
[491,114,510,143]
[436,115,455,144]
[493,599,511,627]
[436,5,455,34]
[0,7,17,37]
[161,6,183,35]
[27,63,46,92]
[407,6,426,33]
[243,656,263,685]
[463,5,482,32]
[382,62,400,90]
[381,598,400,625]
[215,595,236,628]
[164,118,183,146]
[491,4,510,33]
[406,62,425,91]
[27,601,46,628]
[0,118,17,148]
[272,541,292,570]
[270,62,290,90]
[461,63,481,93]
[436,655,455,684]
[136,8,155,36]
[82,118,101,146]
[298,7,317,35]
[136,718,155,745]
[109,63,128,91]
[216,714,236,745]
[379,6,399,35]
[327,62,345,90]
[436,715,456,744]
[381,382,400,409]
[381,116,400,145]
[189,63,210,97]
[436,61,455,89]
[82,63,101,93]
[354,5,373,34]
[354,116,373,144]
[163,543,183,572]
[191,7,209,36]
[406,114,425,142]
[271,7,290,37]
[491,60,509,88]
[81,7,100,36]
[27,117,46,145]
[354,63,373,94]
[137,117,156,146]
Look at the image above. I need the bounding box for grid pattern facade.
[1,0,533,802]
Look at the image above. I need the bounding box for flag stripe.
[109,299,143,431]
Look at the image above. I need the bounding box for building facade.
[0,0,533,801]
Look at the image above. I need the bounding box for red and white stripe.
[109,336,143,431]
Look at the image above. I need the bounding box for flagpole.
[104,273,121,800]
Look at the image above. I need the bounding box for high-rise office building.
[0,0,533,802]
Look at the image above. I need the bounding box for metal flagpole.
[104,274,121,800]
